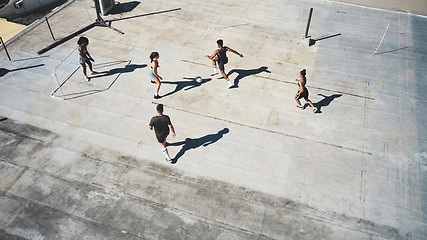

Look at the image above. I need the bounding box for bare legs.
[211,60,232,88]
[211,59,218,76]
[295,95,317,112]
[81,60,94,80]
[80,62,88,79]
[160,138,171,162]
[153,77,161,98]
[220,70,228,80]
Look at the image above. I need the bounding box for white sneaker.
[162,148,172,163]
[85,76,90,81]
[227,80,234,89]
[211,67,218,76]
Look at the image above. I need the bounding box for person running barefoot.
[149,104,176,163]
[149,52,163,99]
[295,69,317,113]
[205,39,243,89]
[78,36,97,81]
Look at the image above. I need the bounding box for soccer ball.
[195,76,203,83]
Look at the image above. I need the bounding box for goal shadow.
[52,60,141,100]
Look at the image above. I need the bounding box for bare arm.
[80,45,94,61]
[149,125,153,130]
[86,51,94,61]
[169,124,176,137]
[205,50,219,59]
[226,47,243,57]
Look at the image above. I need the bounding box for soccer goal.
[50,46,80,100]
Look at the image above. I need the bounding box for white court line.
[325,0,427,18]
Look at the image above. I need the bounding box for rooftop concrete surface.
[0,0,426,239]
[330,0,427,15]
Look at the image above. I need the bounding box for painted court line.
[153,101,372,156]
[181,59,375,100]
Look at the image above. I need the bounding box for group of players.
[77,37,317,163]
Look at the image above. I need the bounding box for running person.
[77,36,96,81]
[149,52,163,99]
[205,39,243,89]
[295,69,317,113]
[149,104,176,162]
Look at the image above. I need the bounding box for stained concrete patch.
[0,161,25,192]
[0,117,406,239]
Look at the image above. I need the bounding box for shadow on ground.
[314,93,342,113]
[227,66,270,87]
[63,61,144,100]
[168,128,229,163]
[109,7,181,22]
[90,63,147,79]
[161,77,212,97]
[0,64,44,78]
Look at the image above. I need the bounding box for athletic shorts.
[79,56,87,64]
[149,69,157,79]
[296,89,309,100]
[217,61,225,72]
[157,136,167,143]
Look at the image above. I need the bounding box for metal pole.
[45,17,55,40]
[305,8,313,38]
[0,37,12,61]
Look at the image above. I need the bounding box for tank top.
[217,47,227,63]
[297,77,306,88]
[151,60,159,69]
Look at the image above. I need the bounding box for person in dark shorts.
[205,39,243,89]
[295,69,317,113]
[149,104,176,162]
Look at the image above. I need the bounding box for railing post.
[0,37,12,61]
[45,17,56,40]
[305,8,313,38]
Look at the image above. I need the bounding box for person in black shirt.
[149,104,176,162]
[206,39,243,89]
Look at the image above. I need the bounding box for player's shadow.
[227,66,270,87]
[90,63,147,79]
[108,1,140,14]
[161,77,212,97]
[168,128,229,163]
[0,64,44,78]
[314,93,342,113]
[63,61,142,100]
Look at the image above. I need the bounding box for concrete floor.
[0,0,426,239]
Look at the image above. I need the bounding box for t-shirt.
[149,115,172,139]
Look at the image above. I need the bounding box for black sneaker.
[151,80,155,83]
[154,95,162,99]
